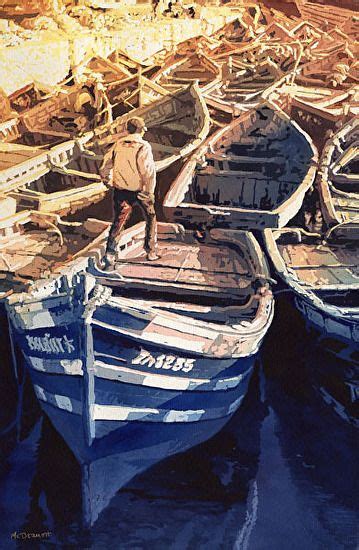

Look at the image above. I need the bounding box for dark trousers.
[106,189,157,256]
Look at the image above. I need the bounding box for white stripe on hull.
[33,384,244,423]
[94,360,252,392]
[28,356,83,375]
[34,384,82,415]
[26,355,252,392]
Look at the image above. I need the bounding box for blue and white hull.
[7,275,273,525]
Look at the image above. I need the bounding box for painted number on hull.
[132,349,195,373]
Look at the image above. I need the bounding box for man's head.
[126,116,147,136]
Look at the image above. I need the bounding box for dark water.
[0,298,358,550]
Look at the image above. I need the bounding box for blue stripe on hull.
[30,369,83,401]
[94,368,252,410]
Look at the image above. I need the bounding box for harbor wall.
[0,7,238,95]
[0,30,70,95]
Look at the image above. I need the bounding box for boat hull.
[17,322,255,461]
[17,318,254,526]
[9,297,257,525]
[295,295,359,366]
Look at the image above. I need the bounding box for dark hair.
[126,116,146,134]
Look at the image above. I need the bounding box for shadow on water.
[262,294,358,425]
[257,295,358,550]
[80,367,267,549]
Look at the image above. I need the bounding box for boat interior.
[273,223,359,307]
[0,211,108,284]
[157,54,220,87]
[14,83,111,147]
[9,83,45,114]
[91,222,268,324]
[8,165,105,216]
[184,106,313,211]
[210,62,281,102]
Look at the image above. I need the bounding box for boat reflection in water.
[263,294,358,427]
[17,369,266,547]
[264,374,358,550]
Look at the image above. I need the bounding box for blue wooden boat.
[6,221,274,526]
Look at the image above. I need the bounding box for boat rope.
[0,289,14,299]
[273,227,321,243]
[29,215,65,247]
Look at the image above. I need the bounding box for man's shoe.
[146,251,161,261]
[194,229,206,242]
[101,254,115,270]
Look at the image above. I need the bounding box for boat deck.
[279,241,359,287]
[116,238,251,292]
[0,219,107,281]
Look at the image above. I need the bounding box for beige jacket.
[100,133,156,193]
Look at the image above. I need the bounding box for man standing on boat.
[100,116,159,268]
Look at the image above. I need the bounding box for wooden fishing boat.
[0,139,81,194]
[7,83,47,115]
[12,80,113,147]
[8,165,107,218]
[15,73,170,147]
[317,117,359,225]
[264,216,359,365]
[6,220,274,525]
[295,51,359,91]
[309,28,354,59]
[152,52,222,90]
[202,60,287,118]
[265,79,359,149]
[2,61,161,146]
[213,4,274,46]
[85,82,211,172]
[163,102,317,230]
[287,20,323,46]
[0,207,109,300]
[1,83,209,210]
[0,82,54,141]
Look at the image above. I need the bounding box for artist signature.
[11,531,52,541]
